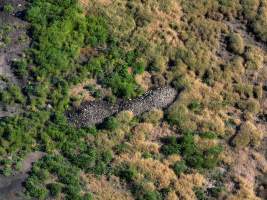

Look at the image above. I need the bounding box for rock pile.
[67,86,178,127]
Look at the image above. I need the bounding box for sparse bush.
[241,0,260,20]
[228,33,244,54]
[232,121,263,148]
[237,98,260,113]
[188,100,203,113]
[246,98,260,113]
[244,46,264,69]
[84,84,102,98]
[142,109,164,124]
[251,3,267,42]
[167,103,188,128]
[12,59,29,78]
[3,4,14,14]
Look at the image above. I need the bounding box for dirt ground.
[0,152,46,200]
[0,0,29,118]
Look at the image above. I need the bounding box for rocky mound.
[67,86,178,127]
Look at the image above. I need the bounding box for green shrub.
[194,187,207,200]
[160,136,180,156]
[47,183,62,197]
[188,100,203,113]
[118,164,138,182]
[0,84,25,105]
[244,46,264,69]
[200,131,217,139]
[142,190,162,200]
[161,133,222,170]
[25,177,48,200]
[131,183,162,200]
[86,16,108,46]
[84,85,102,98]
[12,59,29,78]
[103,117,119,130]
[3,4,14,14]
[172,160,188,176]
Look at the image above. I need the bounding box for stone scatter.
[67,86,178,127]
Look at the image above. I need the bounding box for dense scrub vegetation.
[0,0,266,199]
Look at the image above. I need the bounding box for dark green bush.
[161,133,222,170]
[118,164,138,182]
[172,160,188,176]
[86,16,109,46]
[160,136,180,156]
[47,183,62,197]
[0,84,25,105]
[188,100,203,112]
[25,176,49,200]
[103,116,119,130]
[12,59,28,78]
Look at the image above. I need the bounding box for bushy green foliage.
[25,155,92,200]
[194,187,207,200]
[12,59,29,79]
[87,47,144,99]
[172,160,188,176]
[118,164,138,182]
[86,16,109,46]
[161,136,181,156]
[47,183,62,197]
[0,111,50,156]
[161,133,222,170]
[0,84,25,105]
[61,134,113,175]
[103,116,119,130]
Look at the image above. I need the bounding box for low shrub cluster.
[25,155,93,200]
[161,132,222,170]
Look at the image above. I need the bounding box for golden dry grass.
[83,174,134,200]
[69,79,95,103]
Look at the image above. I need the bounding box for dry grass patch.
[83,174,134,200]
[117,153,177,189]
[69,79,95,104]
[174,173,207,200]
[232,121,264,148]
[135,71,152,91]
